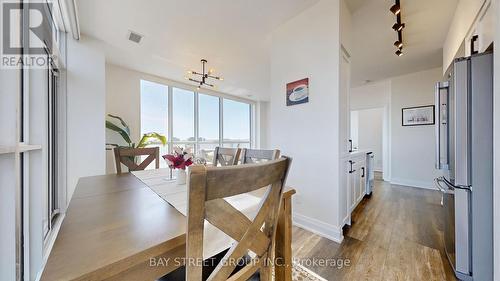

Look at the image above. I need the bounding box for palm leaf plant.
[106,114,167,162]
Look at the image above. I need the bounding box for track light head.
[395,49,403,56]
[394,40,403,48]
[390,4,400,15]
[392,23,405,32]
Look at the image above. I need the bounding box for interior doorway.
[350,107,385,178]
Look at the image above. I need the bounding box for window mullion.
[194,92,199,155]
[219,97,223,147]
[167,86,173,154]
[249,104,253,148]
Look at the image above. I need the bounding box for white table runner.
[132,168,265,258]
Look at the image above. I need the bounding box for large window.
[172,88,195,142]
[140,80,168,137]
[223,99,251,148]
[140,80,253,164]
[140,80,169,167]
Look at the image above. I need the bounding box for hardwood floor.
[292,180,457,281]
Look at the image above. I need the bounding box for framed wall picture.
[402,105,435,126]
[286,78,309,106]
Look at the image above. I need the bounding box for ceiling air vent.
[127,30,143,44]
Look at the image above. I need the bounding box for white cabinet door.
[342,158,351,226]
[350,161,360,211]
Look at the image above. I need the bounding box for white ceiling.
[76,0,319,101]
[347,0,458,86]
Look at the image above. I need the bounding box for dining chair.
[213,147,241,166]
[185,157,292,281]
[113,147,159,174]
[240,149,280,164]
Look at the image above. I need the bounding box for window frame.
[140,80,255,158]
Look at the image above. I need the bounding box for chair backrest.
[186,157,292,281]
[113,147,160,174]
[213,147,241,166]
[240,149,280,164]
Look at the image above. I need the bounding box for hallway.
[292,180,456,280]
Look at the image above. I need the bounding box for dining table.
[40,169,295,281]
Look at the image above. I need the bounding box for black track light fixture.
[390,0,405,57]
[392,22,405,32]
[390,3,400,15]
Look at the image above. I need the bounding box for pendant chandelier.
[185,59,223,90]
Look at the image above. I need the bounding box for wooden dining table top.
[40,171,295,281]
[40,173,187,281]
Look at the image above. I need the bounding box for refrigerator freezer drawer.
[437,178,472,279]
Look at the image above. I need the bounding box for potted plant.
[162,146,193,185]
[105,114,167,163]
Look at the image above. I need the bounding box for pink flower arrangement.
[162,146,193,170]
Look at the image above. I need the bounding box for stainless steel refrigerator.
[434,52,493,281]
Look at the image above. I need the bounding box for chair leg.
[259,250,272,281]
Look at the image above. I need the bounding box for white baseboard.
[390,178,436,190]
[342,215,350,226]
[293,213,343,243]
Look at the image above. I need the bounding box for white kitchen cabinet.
[477,1,494,53]
[346,153,367,225]
[465,1,494,56]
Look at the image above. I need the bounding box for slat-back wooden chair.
[186,157,292,281]
[213,147,241,166]
[240,149,280,164]
[113,147,160,174]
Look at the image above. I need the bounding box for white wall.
[390,68,442,188]
[355,108,384,171]
[268,0,343,241]
[66,35,106,201]
[105,64,141,174]
[443,0,485,71]
[350,80,391,110]
[257,101,270,148]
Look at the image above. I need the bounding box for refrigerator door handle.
[435,81,449,170]
[435,177,454,206]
